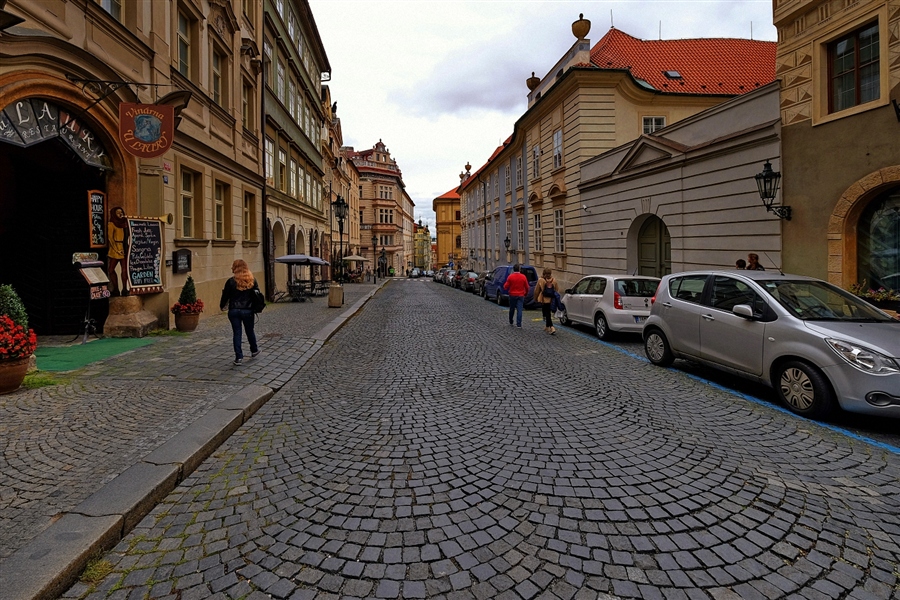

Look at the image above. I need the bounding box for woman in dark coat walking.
[220,259,260,365]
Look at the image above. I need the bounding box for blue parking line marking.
[565,323,900,455]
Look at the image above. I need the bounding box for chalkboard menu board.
[126,218,164,294]
[89,190,105,248]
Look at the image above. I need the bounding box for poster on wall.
[126,218,164,294]
[88,190,105,248]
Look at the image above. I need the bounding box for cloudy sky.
[308,0,778,230]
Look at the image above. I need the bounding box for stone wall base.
[103,296,158,338]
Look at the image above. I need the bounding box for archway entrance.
[272,221,287,292]
[857,185,900,290]
[637,216,671,277]
[0,141,108,334]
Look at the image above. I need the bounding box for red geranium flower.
[0,315,37,361]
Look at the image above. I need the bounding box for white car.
[560,275,661,339]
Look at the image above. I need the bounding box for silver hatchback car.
[643,270,900,419]
[560,275,660,339]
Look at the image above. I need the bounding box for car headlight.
[825,338,900,375]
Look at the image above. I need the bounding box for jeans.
[508,295,524,326]
[228,308,258,359]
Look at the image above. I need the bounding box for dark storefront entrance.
[0,140,109,334]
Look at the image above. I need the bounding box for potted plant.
[171,274,204,332]
[0,285,37,395]
[848,281,900,312]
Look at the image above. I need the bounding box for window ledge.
[212,239,237,247]
[174,238,210,248]
[242,240,261,248]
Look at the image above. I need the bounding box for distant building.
[432,187,461,268]
[459,19,776,290]
[347,140,414,277]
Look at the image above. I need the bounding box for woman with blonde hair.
[219,259,261,365]
[535,267,558,335]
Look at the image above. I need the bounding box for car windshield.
[759,279,894,321]
[614,279,658,297]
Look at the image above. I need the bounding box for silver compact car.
[642,270,900,419]
[560,275,660,339]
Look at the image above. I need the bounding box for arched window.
[858,187,900,290]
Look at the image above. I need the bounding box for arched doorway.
[637,215,671,277]
[0,124,109,334]
[857,186,900,290]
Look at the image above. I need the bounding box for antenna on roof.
[751,21,754,40]
[610,9,613,28]
[659,21,661,40]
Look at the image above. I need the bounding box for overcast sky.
[308,0,778,231]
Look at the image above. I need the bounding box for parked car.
[560,275,660,339]
[434,268,447,282]
[409,268,421,278]
[424,270,435,278]
[442,270,456,285]
[473,271,490,296]
[451,269,468,289]
[642,270,900,420]
[482,264,540,308]
[461,270,479,292]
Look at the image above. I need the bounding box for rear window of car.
[522,268,538,282]
[615,279,658,297]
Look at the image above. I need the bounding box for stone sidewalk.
[0,281,385,600]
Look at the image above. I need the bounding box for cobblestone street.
[60,280,900,599]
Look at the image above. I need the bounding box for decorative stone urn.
[174,312,200,332]
[526,72,540,91]
[572,13,591,39]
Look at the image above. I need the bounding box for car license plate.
[634,316,647,323]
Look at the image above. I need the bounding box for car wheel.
[775,361,836,420]
[559,309,571,326]
[594,313,611,340]
[496,291,503,305]
[644,329,674,367]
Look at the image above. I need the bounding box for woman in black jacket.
[220,259,260,365]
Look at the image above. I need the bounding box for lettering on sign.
[172,248,192,274]
[126,218,164,294]
[89,190,106,248]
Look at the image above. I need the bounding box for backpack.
[251,288,266,313]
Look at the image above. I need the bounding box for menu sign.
[126,218,163,294]
[89,190,105,248]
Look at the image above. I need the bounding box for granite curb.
[0,280,386,600]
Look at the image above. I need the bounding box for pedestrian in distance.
[220,259,261,365]
[503,263,529,328]
[746,253,765,271]
[535,268,559,335]
[735,258,746,269]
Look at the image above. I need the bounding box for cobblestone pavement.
[0,284,376,563]
[62,279,900,599]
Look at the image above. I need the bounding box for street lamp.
[371,234,378,285]
[504,235,511,262]
[754,160,791,220]
[332,195,348,282]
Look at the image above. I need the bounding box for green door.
[638,216,671,277]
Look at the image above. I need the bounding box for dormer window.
[663,70,682,79]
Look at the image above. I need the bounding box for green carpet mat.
[35,337,157,372]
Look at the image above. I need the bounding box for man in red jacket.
[503,264,529,328]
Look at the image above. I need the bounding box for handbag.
[251,288,266,313]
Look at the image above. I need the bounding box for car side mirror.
[733,304,754,319]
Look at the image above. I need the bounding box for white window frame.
[554,208,565,253]
[643,116,666,134]
[516,155,522,185]
[265,137,275,184]
[517,216,524,249]
[532,146,540,178]
[180,169,195,238]
[534,214,542,252]
[553,130,562,169]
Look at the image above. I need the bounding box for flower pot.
[0,357,29,395]
[174,312,200,332]
[869,299,900,313]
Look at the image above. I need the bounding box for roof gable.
[590,28,776,95]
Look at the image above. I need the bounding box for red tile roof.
[436,187,459,200]
[589,28,775,95]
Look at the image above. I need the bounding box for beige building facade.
[775,0,900,290]
[432,187,461,269]
[0,0,265,333]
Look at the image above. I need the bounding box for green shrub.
[177,275,197,305]
[0,284,28,329]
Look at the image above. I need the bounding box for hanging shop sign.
[118,103,174,158]
[0,98,110,169]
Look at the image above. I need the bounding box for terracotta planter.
[0,357,29,395]
[174,312,201,332]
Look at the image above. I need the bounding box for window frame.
[827,21,880,114]
[179,167,201,239]
[553,208,564,253]
[214,180,232,240]
[552,129,562,169]
[533,214,542,252]
[642,116,666,134]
